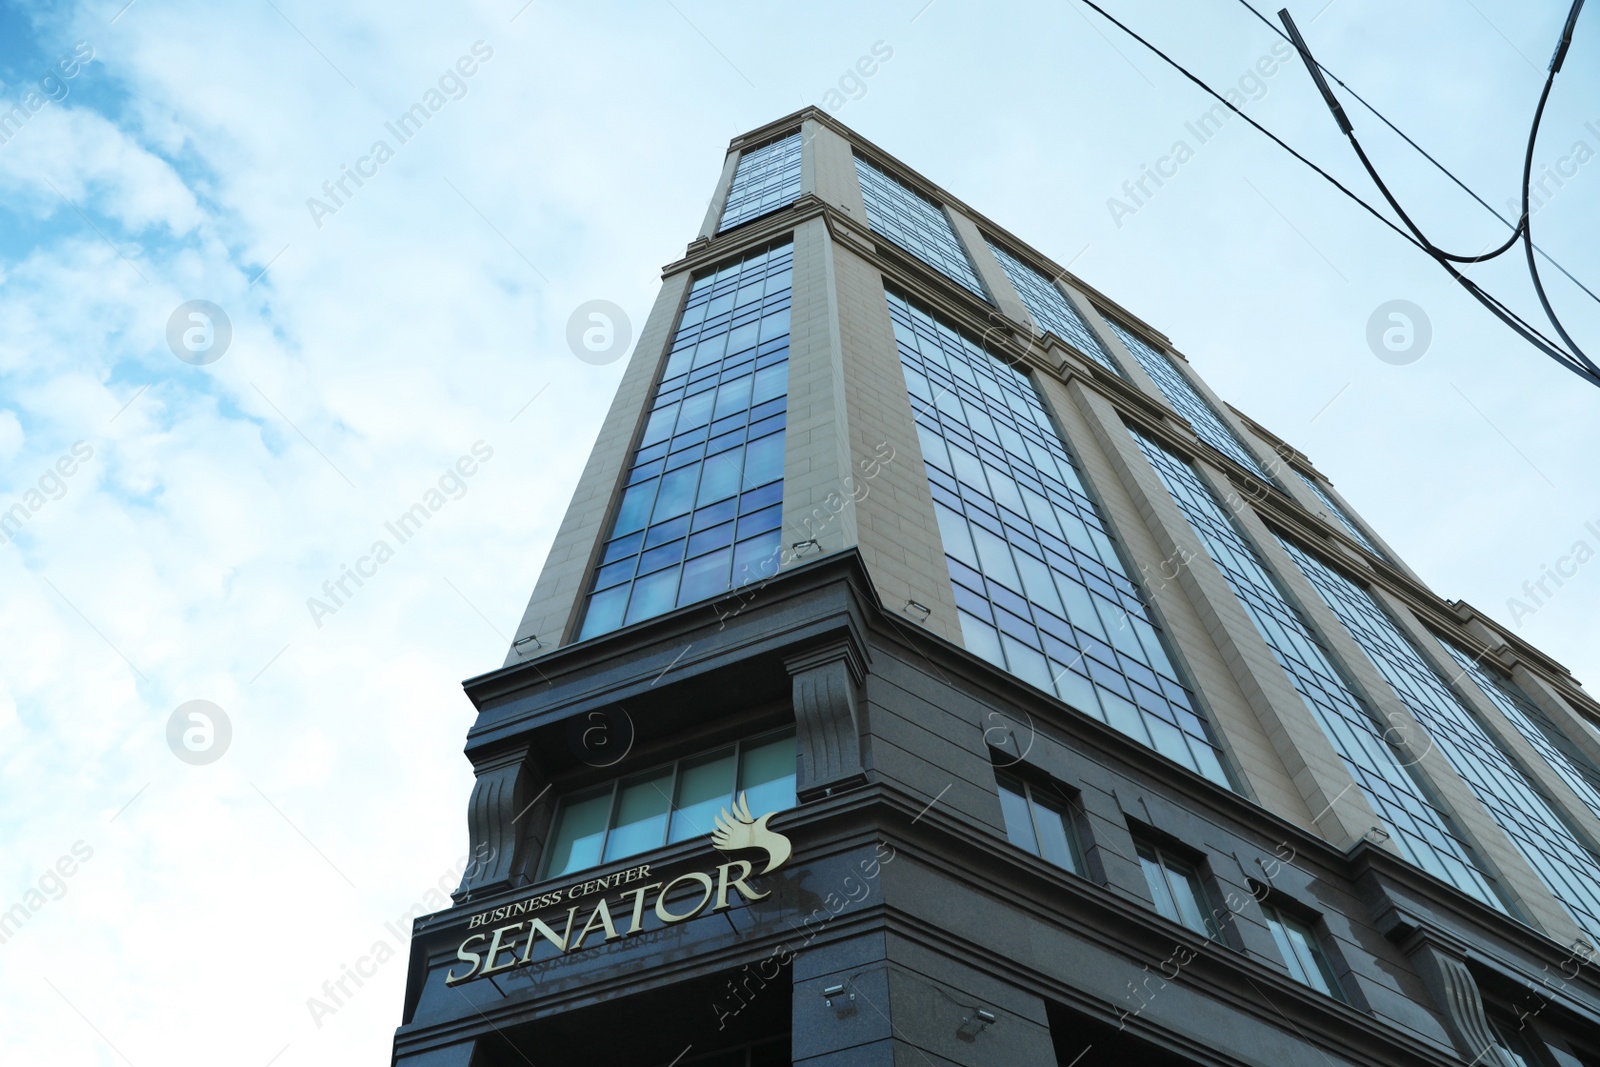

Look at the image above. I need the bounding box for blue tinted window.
[578,242,791,640]
[1285,539,1600,941]
[1297,470,1384,558]
[1108,320,1271,481]
[855,156,988,300]
[1442,639,1600,832]
[1133,430,1506,910]
[543,729,796,880]
[718,132,803,232]
[986,241,1123,377]
[889,289,1230,787]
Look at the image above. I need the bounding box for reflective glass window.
[855,155,988,299]
[1284,539,1600,941]
[718,132,803,231]
[1296,469,1384,558]
[1443,639,1600,825]
[1260,903,1347,1001]
[1133,430,1506,910]
[543,729,797,879]
[995,772,1081,874]
[889,289,1231,787]
[1136,840,1218,938]
[1108,320,1271,480]
[578,241,791,640]
[986,241,1123,377]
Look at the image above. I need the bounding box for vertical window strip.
[1297,470,1384,558]
[1283,539,1600,942]
[887,289,1231,788]
[1441,639,1600,826]
[718,132,803,232]
[1132,430,1507,910]
[1108,321,1271,481]
[854,155,989,300]
[577,241,793,641]
[985,241,1124,377]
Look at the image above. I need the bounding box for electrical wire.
[1068,0,1596,386]
[1277,4,1598,384]
[1232,0,1600,305]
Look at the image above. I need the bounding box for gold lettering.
[571,897,621,950]
[520,906,581,962]
[622,882,663,934]
[656,872,715,923]
[480,922,524,976]
[445,934,487,985]
[715,860,769,910]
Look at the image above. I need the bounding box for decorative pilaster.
[786,640,868,801]
[1397,931,1515,1067]
[454,744,534,901]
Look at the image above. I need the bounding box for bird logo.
[711,792,792,875]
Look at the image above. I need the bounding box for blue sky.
[1,0,1597,1062]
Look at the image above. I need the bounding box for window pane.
[1137,844,1178,924]
[738,731,797,816]
[603,767,674,863]
[545,787,612,878]
[1031,794,1077,873]
[1263,907,1311,985]
[1283,921,1336,997]
[669,748,737,842]
[1164,859,1213,937]
[998,779,1038,855]
[578,585,629,641]
[624,567,679,626]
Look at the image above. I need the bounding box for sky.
[0,0,1596,1062]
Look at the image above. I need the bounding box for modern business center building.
[391,109,1600,1066]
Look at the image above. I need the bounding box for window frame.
[994,769,1084,876]
[1257,899,1349,1002]
[1134,837,1220,939]
[540,725,797,881]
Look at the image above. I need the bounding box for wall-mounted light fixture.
[904,600,932,622]
[822,982,853,1008]
[956,1008,997,1039]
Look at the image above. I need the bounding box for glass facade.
[543,729,796,879]
[1108,320,1272,481]
[1133,431,1506,909]
[578,241,791,640]
[1284,539,1600,940]
[854,155,989,300]
[1296,470,1384,558]
[1442,639,1600,825]
[718,132,803,232]
[985,241,1124,377]
[888,289,1231,787]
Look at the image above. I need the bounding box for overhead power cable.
[1232,0,1600,306]
[1069,0,1586,377]
[1279,3,1598,386]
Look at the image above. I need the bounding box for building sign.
[445,794,791,985]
